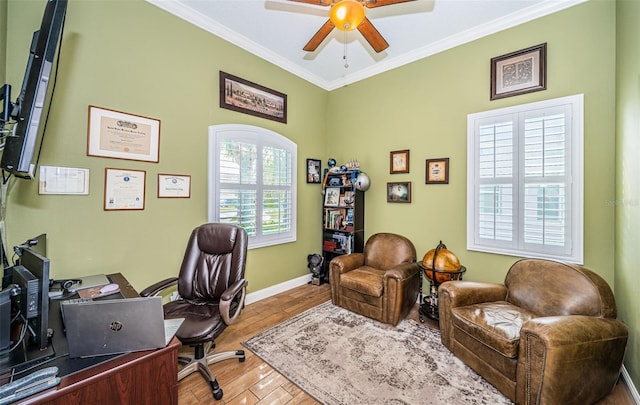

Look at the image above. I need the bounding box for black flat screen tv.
[0,0,67,179]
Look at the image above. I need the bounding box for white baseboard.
[622,366,640,404]
[245,274,312,305]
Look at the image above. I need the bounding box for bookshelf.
[321,170,365,283]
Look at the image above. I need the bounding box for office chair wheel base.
[212,385,223,400]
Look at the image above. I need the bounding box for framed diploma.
[158,174,191,198]
[88,106,161,162]
[104,168,146,210]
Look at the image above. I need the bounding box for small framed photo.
[426,158,449,184]
[390,149,410,174]
[158,174,191,198]
[387,182,411,203]
[306,158,321,183]
[491,43,547,100]
[324,187,341,207]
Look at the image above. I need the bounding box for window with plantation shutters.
[209,124,297,249]
[467,94,584,263]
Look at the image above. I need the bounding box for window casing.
[209,124,297,249]
[467,94,584,263]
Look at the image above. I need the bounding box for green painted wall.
[3,0,327,292]
[327,0,616,285]
[0,0,6,82]
[616,0,640,391]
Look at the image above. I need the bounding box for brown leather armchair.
[329,233,420,326]
[439,258,628,404]
[141,223,248,401]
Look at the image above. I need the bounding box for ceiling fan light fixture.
[330,0,365,31]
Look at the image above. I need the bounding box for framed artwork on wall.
[490,43,547,100]
[390,149,410,174]
[387,182,411,203]
[307,158,321,183]
[219,71,287,123]
[425,158,449,184]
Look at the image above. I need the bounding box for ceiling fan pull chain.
[343,30,349,69]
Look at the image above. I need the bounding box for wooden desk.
[15,273,180,405]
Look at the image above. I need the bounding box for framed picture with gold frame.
[390,149,410,174]
[425,158,449,184]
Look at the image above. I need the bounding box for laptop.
[62,296,170,358]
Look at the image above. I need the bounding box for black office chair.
[140,223,248,400]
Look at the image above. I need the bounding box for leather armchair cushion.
[340,266,385,297]
[504,258,617,318]
[452,301,537,358]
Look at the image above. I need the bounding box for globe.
[354,172,370,191]
[422,242,462,283]
[327,158,337,167]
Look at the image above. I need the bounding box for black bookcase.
[321,170,365,283]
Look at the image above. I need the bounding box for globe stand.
[418,262,466,322]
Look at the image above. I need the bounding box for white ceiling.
[146,0,587,91]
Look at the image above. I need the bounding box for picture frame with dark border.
[425,158,449,184]
[306,158,321,183]
[490,43,547,100]
[390,149,410,174]
[387,182,411,203]
[219,71,287,123]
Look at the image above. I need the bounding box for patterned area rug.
[242,301,513,405]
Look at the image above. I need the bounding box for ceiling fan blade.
[357,17,389,52]
[304,19,336,51]
[288,0,332,6]
[364,0,416,8]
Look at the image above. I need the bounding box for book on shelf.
[325,209,347,230]
[322,232,354,254]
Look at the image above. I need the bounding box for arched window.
[208,124,297,249]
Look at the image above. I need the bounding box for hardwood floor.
[176,283,633,405]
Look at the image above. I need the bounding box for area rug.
[242,301,513,405]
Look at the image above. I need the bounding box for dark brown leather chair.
[141,223,248,401]
[329,232,420,326]
[439,258,628,404]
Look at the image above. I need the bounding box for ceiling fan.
[290,0,417,53]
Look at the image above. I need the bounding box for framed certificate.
[88,106,161,162]
[158,174,191,198]
[104,168,146,210]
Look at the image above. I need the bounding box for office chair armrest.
[220,279,248,325]
[139,277,179,297]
